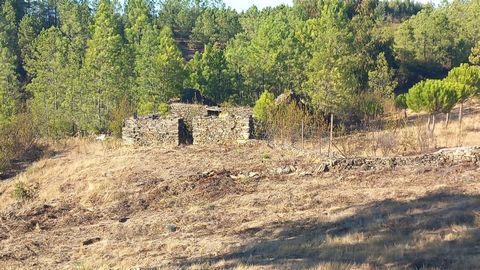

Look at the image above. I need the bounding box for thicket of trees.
[1,0,480,140]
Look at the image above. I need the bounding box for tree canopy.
[1,0,480,136]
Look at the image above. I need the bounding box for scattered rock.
[230,174,247,180]
[119,217,129,223]
[82,237,101,246]
[201,170,215,177]
[96,134,107,141]
[165,224,177,233]
[276,166,296,175]
[248,172,260,178]
[299,171,313,177]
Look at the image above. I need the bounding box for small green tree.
[444,63,480,126]
[368,52,397,99]
[253,90,275,138]
[394,94,408,119]
[359,97,383,123]
[406,79,457,134]
[253,90,275,122]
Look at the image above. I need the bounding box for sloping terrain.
[1,140,480,270]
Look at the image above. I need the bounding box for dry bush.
[375,132,397,156]
[414,118,435,152]
[262,103,324,147]
[334,125,366,158]
[398,126,418,155]
[0,114,37,173]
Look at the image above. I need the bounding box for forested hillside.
[0,0,480,138]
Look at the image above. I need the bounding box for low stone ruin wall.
[169,103,208,126]
[193,113,253,145]
[319,146,480,172]
[123,104,254,146]
[122,115,187,146]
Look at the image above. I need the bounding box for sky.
[223,0,292,11]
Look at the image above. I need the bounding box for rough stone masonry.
[122,103,254,146]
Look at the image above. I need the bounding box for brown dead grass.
[1,103,480,269]
[322,99,480,158]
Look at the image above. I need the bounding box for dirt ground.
[1,136,480,270]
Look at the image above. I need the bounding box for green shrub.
[157,102,170,116]
[109,97,132,138]
[359,98,384,121]
[137,100,155,116]
[12,181,38,202]
[394,94,408,110]
[253,91,275,121]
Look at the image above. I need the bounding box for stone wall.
[319,146,480,172]
[193,112,253,145]
[122,115,187,146]
[123,104,254,146]
[169,103,208,126]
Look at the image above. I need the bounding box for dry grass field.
[1,102,480,270]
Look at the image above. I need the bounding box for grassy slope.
[1,102,480,269]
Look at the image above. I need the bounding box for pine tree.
[368,52,397,99]
[59,0,90,64]
[58,0,91,135]
[444,63,480,126]
[135,24,160,114]
[135,26,185,115]
[83,0,131,132]
[18,15,41,75]
[0,0,20,123]
[304,0,359,117]
[26,27,70,137]
[125,0,152,47]
[0,46,18,124]
[406,79,457,133]
[155,26,185,102]
[0,0,18,55]
[186,44,233,103]
[225,8,305,103]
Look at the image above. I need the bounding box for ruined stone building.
[122,103,254,146]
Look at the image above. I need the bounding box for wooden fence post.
[328,114,333,157]
[301,119,304,149]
